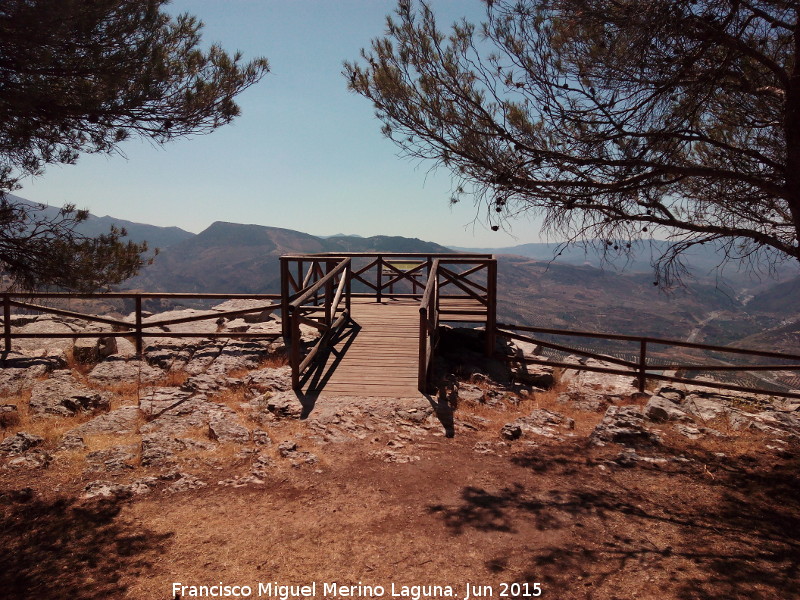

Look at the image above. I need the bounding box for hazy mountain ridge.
[6,194,798,352]
[6,194,194,250]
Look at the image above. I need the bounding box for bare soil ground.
[1,386,798,600]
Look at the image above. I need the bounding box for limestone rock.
[86,445,137,472]
[0,432,44,455]
[88,358,164,385]
[245,366,292,393]
[6,451,51,469]
[82,480,152,499]
[208,412,250,443]
[64,405,140,437]
[512,363,555,389]
[29,370,110,416]
[182,340,226,375]
[644,395,692,423]
[561,358,640,397]
[211,299,278,323]
[251,391,303,420]
[590,405,661,447]
[204,340,274,374]
[181,372,244,395]
[165,472,207,493]
[13,317,79,356]
[501,409,575,440]
[140,392,236,435]
[0,354,63,393]
[140,432,184,467]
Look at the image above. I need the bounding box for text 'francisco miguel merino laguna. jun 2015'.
[171,581,544,600]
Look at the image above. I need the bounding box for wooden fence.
[1,292,281,356]
[497,323,800,399]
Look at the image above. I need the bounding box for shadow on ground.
[427,444,800,600]
[0,491,172,600]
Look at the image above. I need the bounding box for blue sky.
[19,0,544,248]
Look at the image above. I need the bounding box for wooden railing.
[418,259,440,392]
[280,252,497,391]
[1,292,281,356]
[283,257,351,389]
[497,323,800,399]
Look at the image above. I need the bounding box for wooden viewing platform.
[281,253,497,396]
[304,298,420,397]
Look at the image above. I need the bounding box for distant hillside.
[456,239,799,287]
[746,275,800,314]
[125,222,452,293]
[6,194,194,250]
[494,255,742,342]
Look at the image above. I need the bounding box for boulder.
[250,391,303,420]
[512,363,555,389]
[0,354,63,393]
[208,412,250,443]
[590,405,661,447]
[644,395,692,423]
[86,445,137,472]
[72,338,101,364]
[501,409,575,441]
[29,371,110,416]
[0,432,44,455]
[245,366,292,392]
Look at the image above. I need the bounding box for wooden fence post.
[280,257,290,340]
[324,259,334,326]
[290,306,301,390]
[135,295,143,356]
[485,257,497,357]
[3,294,11,354]
[638,339,647,393]
[376,256,383,303]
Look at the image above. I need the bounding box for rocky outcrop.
[591,405,662,447]
[0,432,43,455]
[29,370,110,416]
[88,358,165,385]
[501,409,575,440]
[643,395,692,423]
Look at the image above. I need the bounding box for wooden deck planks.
[303,297,488,397]
[305,299,421,397]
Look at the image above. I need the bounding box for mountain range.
[6,194,800,354]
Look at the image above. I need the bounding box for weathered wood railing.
[418,259,440,392]
[497,323,800,399]
[1,292,281,356]
[284,257,352,389]
[280,253,497,392]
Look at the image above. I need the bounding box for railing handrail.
[281,252,494,259]
[0,291,280,299]
[419,259,440,309]
[1,291,282,356]
[288,258,351,309]
[497,323,800,399]
[497,322,800,363]
[418,259,440,392]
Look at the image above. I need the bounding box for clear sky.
[19,0,545,248]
